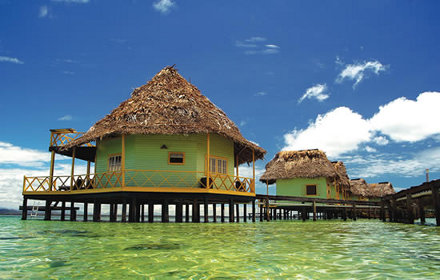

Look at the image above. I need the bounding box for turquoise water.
[1,216,440,279]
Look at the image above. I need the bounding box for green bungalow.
[259,149,346,199]
[21,66,266,222]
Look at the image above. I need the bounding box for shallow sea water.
[1,216,440,279]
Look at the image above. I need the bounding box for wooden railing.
[50,130,94,148]
[23,170,255,195]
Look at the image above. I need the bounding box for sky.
[1,0,440,209]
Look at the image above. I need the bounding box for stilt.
[229,200,234,223]
[204,200,209,223]
[343,207,347,221]
[212,203,217,223]
[185,203,190,223]
[176,201,183,223]
[243,204,247,222]
[273,208,277,220]
[135,201,141,223]
[431,184,440,226]
[265,200,270,221]
[162,200,169,223]
[313,201,317,221]
[390,199,397,222]
[352,204,357,221]
[259,204,263,222]
[221,203,225,223]
[83,202,88,222]
[44,200,52,221]
[128,199,135,222]
[21,197,28,220]
[122,200,127,222]
[252,200,256,222]
[418,200,426,225]
[301,208,306,222]
[93,201,101,222]
[192,200,200,223]
[61,201,66,221]
[69,201,75,221]
[236,204,240,223]
[148,202,154,223]
[110,204,116,222]
[141,204,145,222]
[380,201,385,222]
[406,194,414,224]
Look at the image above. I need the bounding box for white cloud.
[298,84,329,103]
[58,115,73,121]
[365,146,376,153]
[39,6,48,18]
[239,120,247,127]
[265,44,279,49]
[153,0,175,14]
[0,142,50,167]
[0,56,24,64]
[284,107,372,157]
[336,60,386,88]
[51,0,90,3]
[235,41,257,48]
[373,136,389,146]
[370,92,440,142]
[255,91,267,96]
[245,37,266,43]
[283,91,440,158]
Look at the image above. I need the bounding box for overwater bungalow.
[259,149,346,199]
[21,66,266,222]
[331,161,351,200]
[367,182,395,200]
[349,178,370,201]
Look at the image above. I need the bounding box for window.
[169,152,185,165]
[108,155,121,172]
[208,156,227,174]
[306,185,317,196]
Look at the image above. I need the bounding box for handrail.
[50,131,95,148]
[23,170,255,195]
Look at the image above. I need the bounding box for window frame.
[107,153,122,172]
[168,152,185,165]
[306,184,318,196]
[206,155,228,175]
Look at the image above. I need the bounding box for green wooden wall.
[95,133,235,188]
[276,177,336,199]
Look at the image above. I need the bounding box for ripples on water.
[0,216,439,279]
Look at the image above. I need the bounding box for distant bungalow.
[259,150,349,199]
[22,66,266,222]
[349,179,395,201]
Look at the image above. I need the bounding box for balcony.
[23,170,256,196]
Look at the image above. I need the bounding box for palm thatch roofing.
[368,182,395,198]
[260,149,339,184]
[349,178,370,197]
[331,161,351,190]
[64,66,265,164]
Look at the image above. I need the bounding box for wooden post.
[229,200,234,223]
[128,199,135,222]
[221,203,225,223]
[122,200,127,222]
[61,201,66,221]
[70,147,76,190]
[343,207,347,221]
[243,204,247,222]
[406,194,414,224]
[418,200,426,225]
[21,197,27,220]
[390,199,397,222]
[252,200,256,222]
[259,204,263,222]
[273,208,277,221]
[185,203,190,223]
[121,134,126,188]
[176,201,183,223]
[265,199,270,221]
[148,202,154,223]
[192,200,200,223]
[380,201,385,222]
[44,200,51,220]
[70,202,76,221]
[49,150,55,191]
[352,203,357,221]
[93,200,101,222]
[83,202,88,222]
[313,200,317,221]
[204,200,209,223]
[302,208,306,222]
[110,204,116,222]
[236,204,240,223]
[252,149,255,191]
[431,184,440,226]
[212,203,217,223]
[162,200,169,223]
[141,204,145,222]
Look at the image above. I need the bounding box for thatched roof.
[331,161,350,189]
[367,182,395,198]
[260,149,339,184]
[349,178,369,197]
[64,66,265,164]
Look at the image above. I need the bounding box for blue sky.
[1,0,440,208]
